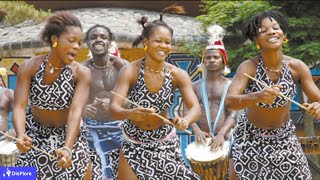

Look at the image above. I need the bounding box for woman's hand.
[303,102,320,119]
[16,134,32,154]
[208,134,225,151]
[55,148,72,169]
[127,107,155,123]
[258,85,281,105]
[171,116,189,131]
[192,126,210,144]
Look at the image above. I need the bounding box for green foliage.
[178,41,206,58]
[181,1,320,70]
[227,43,258,72]
[291,42,320,67]
[197,1,277,31]
[0,1,51,26]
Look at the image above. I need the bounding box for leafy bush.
[181,1,320,69]
[0,1,51,26]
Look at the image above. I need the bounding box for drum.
[0,139,18,166]
[298,136,320,154]
[185,138,229,180]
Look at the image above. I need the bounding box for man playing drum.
[0,69,16,166]
[190,25,237,151]
[0,71,15,139]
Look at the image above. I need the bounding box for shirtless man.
[0,78,14,140]
[81,24,128,180]
[190,25,236,151]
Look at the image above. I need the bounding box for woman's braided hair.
[245,10,288,41]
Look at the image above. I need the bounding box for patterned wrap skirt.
[109,120,200,180]
[231,112,312,180]
[16,110,103,180]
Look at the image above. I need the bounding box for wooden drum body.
[298,136,320,154]
[0,139,18,166]
[186,138,229,180]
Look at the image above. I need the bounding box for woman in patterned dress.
[109,5,201,180]
[226,10,320,179]
[13,11,102,179]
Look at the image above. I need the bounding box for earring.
[144,45,148,52]
[256,44,260,50]
[283,37,288,44]
[52,42,58,48]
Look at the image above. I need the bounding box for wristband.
[60,146,72,157]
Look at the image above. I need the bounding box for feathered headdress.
[198,25,230,77]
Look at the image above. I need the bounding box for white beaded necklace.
[46,58,66,74]
[91,58,111,69]
[259,55,282,73]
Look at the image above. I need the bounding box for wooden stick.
[0,131,58,160]
[244,73,308,111]
[111,91,192,134]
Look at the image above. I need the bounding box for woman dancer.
[226,10,320,179]
[109,5,201,180]
[13,11,102,179]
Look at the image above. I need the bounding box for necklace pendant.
[50,68,54,74]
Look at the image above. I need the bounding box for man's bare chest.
[91,68,118,90]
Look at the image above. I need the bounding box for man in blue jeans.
[82,25,128,179]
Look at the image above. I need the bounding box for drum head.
[0,139,17,155]
[185,138,229,162]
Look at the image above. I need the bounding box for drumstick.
[244,73,308,111]
[110,91,192,135]
[0,131,58,160]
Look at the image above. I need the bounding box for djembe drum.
[298,136,320,154]
[0,139,18,166]
[186,138,229,180]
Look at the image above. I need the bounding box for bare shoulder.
[284,55,309,81]
[71,61,91,81]
[166,63,188,79]
[81,58,92,67]
[235,57,259,77]
[4,87,14,97]
[118,59,141,78]
[19,55,46,76]
[111,55,129,70]
[284,55,304,70]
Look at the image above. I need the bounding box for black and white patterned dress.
[109,59,200,180]
[16,56,102,179]
[231,57,312,179]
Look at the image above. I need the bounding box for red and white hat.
[198,25,230,76]
[109,41,121,58]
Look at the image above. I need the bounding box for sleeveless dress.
[109,59,200,180]
[16,56,102,179]
[231,58,312,179]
